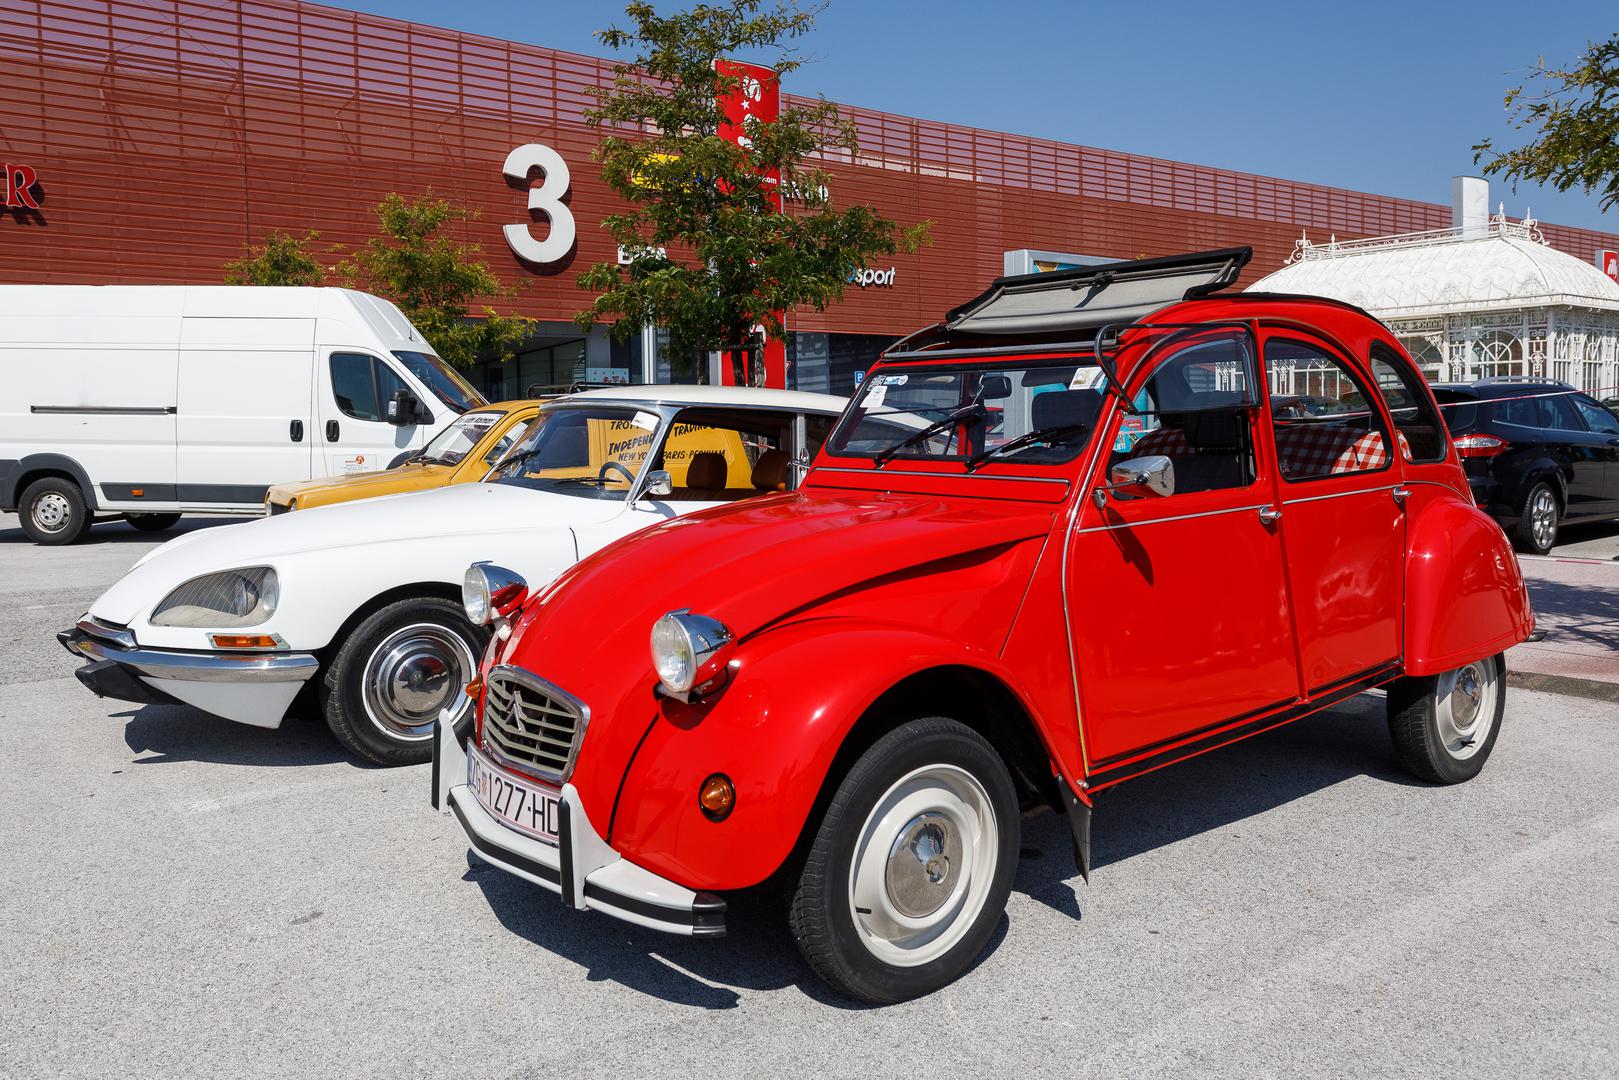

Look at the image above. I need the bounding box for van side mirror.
[387,388,425,426]
[643,470,673,498]
[1093,455,1175,508]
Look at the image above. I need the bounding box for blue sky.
[339,0,1615,232]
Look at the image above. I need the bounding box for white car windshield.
[486,405,658,500]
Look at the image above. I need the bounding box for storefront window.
[788,332,899,395]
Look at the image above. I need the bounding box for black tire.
[1387,653,1505,784]
[1510,480,1559,555]
[126,513,182,533]
[18,476,90,545]
[319,596,488,766]
[788,716,1019,1004]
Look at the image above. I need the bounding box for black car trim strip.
[557,798,577,908]
[1086,661,1401,789]
[97,483,270,504]
[449,795,561,886]
[581,881,726,931]
[30,405,177,415]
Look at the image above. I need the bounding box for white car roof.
[562,385,848,414]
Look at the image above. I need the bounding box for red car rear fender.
[1403,492,1534,676]
[606,617,1064,892]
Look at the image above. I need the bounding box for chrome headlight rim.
[651,609,734,699]
[463,562,528,627]
[149,566,279,629]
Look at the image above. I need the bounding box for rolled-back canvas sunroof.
[943,247,1252,336]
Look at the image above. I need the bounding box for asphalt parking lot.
[2,511,1617,1079]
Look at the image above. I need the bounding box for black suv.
[1431,378,1619,555]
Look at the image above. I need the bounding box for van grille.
[481,667,586,782]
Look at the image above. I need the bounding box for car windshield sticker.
[875,374,908,386]
[1070,367,1107,391]
[631,410,659,431]
[863,382,889,409]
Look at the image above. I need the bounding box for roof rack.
[1477,376,1574,388]
[885,247,1252,360]
[524,381,625,397]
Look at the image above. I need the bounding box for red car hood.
[494,489,1057,827]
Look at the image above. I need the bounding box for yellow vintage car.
[265,400,545,514]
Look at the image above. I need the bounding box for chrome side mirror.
[644,470,673,498]
[1093,455,1175,507]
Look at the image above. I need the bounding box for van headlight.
[651,610,734,701]
[150,567,278,628]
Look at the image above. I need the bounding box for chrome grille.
[481,666,587,782]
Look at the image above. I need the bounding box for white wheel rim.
[1434,659,1498,760]
[33,492,71,532]
[847,764,998,968]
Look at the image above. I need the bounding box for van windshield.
[393,351,487,413]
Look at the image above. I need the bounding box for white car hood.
[93,483,621,626]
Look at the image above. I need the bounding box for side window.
[330,353,381,421]
[1117,328,1258,497]
[658,415,787,501]
[1265,339,1392,482]
[1543,394,1584,432]
[1370,345,1446,462]
[1574,396,1619,435]
[483,428,523,465]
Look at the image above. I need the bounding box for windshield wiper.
[872,402,988,467]
[964,422,1090,472]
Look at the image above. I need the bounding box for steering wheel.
[599,460,636,485]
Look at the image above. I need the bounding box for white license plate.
[467,743,561,846]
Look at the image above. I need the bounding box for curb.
[1507,669,1619,704]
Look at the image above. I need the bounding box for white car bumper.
[430,717,726,937]
[59,616,318,728]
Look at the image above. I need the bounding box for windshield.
[419,411,502,466]
[828,361,1106,466]
[486,405,658,500]
[393,350,487,413]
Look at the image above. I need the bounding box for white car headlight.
[651,610,734,700]
[463,562,528,626]
[150,567,278,628]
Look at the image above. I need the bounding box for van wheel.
[1511,482,1559,555]
[788,717,1018,1004]
[1387,654,1505,784]
[126,513,182,533]
[19,477,90,545]
[321,596,487,766]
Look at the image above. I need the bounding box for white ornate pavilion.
[1248,206,1619,396]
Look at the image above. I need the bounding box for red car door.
[1261,333,1405,695]
[1069,328,1301,773]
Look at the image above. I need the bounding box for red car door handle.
[1391,486,1410,505]
[1257,505,1282,525]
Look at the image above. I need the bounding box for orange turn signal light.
[465,678,483,699]
[131,488,145,497]
[209,633,278,650]
[698,773,735,821]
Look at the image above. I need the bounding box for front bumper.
[58,616,319,728]
[430,718,726,937]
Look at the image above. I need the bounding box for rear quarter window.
[1430,390,1478,433]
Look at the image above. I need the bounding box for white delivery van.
[0,286,486,544]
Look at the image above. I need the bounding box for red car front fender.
[605,617,1058,892]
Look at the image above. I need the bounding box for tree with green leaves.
[224,230,327,287]
[1475,34,1619,214]
[336,193,534,370]
[575,0,930,376]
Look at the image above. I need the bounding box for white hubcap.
[848,764,998,968]
[33,492,71,532]
[1435,660,1498,759]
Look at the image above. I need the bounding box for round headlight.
[463,562,528,626]
[651,610,734,698]
[462,565,492,626]
[151,567,278,628]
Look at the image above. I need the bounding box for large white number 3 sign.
[502,143,575,264]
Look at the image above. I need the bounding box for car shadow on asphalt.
[463,694,1414,1010]
[1521,577,1619,653]
[118,703,356,768]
